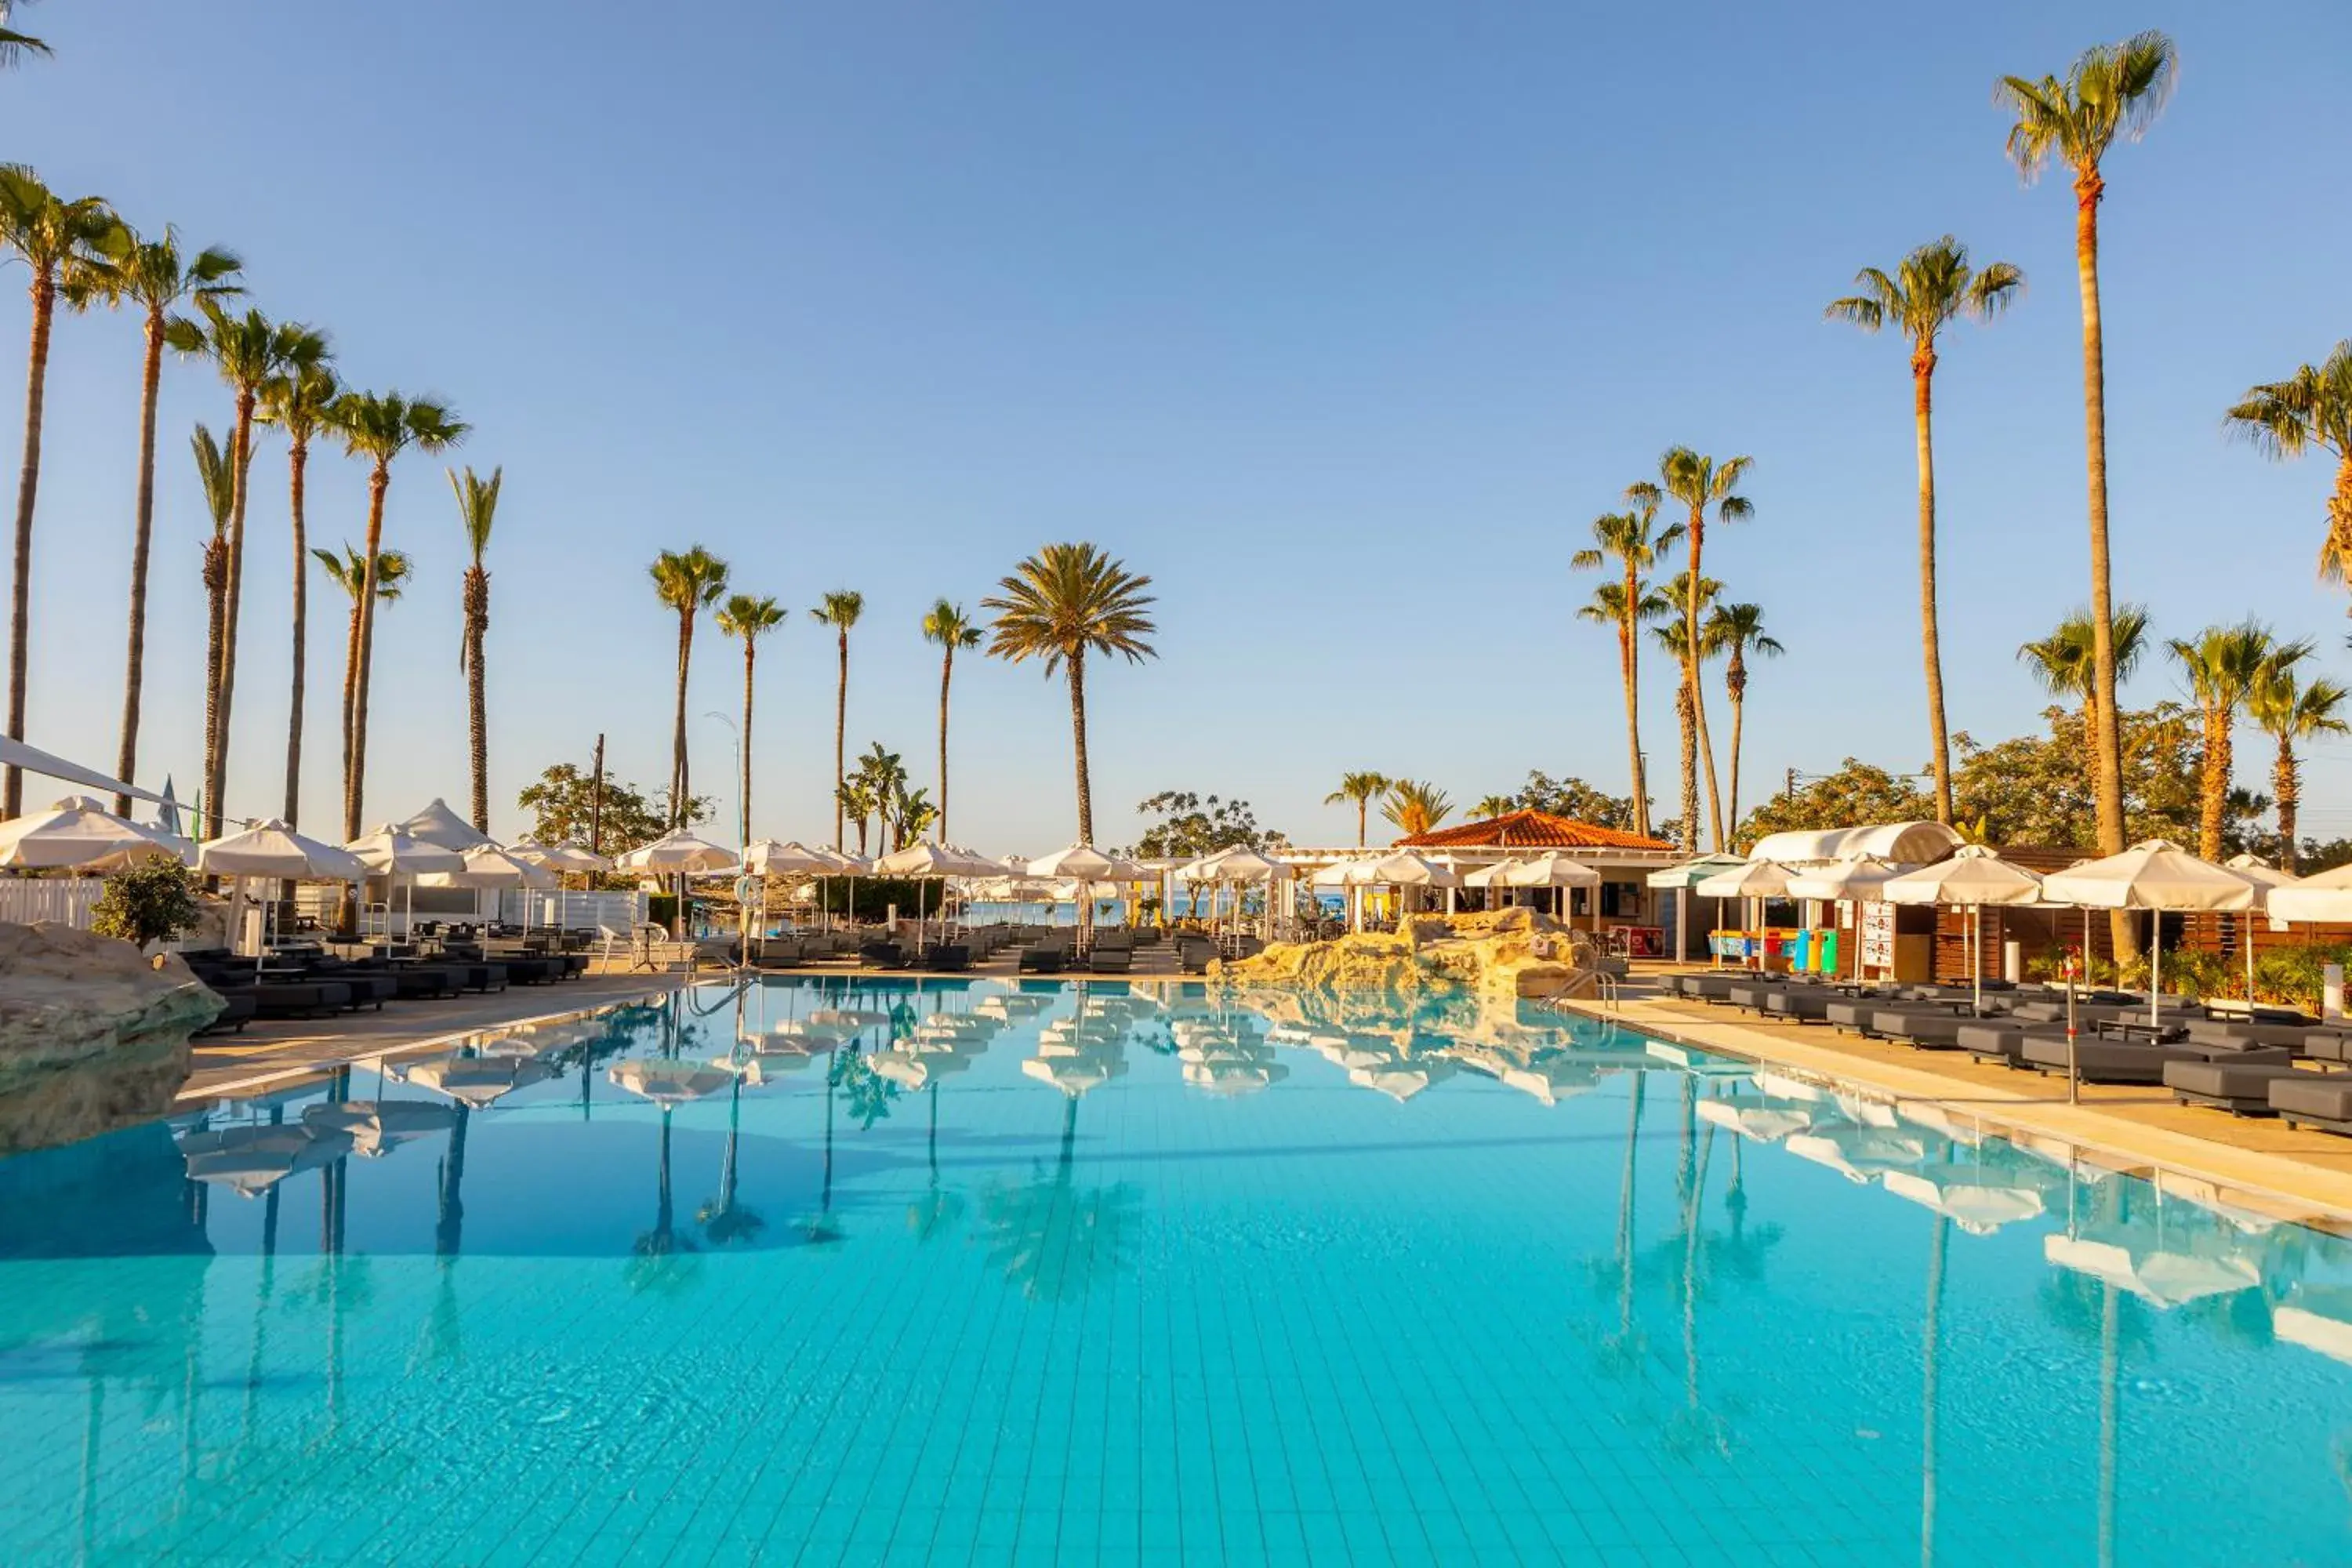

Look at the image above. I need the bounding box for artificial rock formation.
[0,922,220,1155]
[1215,906,1613,1000]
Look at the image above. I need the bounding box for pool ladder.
[1589,971,1621,1012]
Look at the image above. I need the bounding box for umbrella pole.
[2150,913,2161,1029]
[1973,906,1982,1014]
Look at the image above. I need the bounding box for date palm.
[1570,497,1682,837]
[2225,341,2352,587]
[920,599,981,843]
[1472,794,1517,822]
[2167,622,2293,861]
[0,165,115,816]
[1628,450,1751,851]
[809,590,863,851]
[191,426,233,824]
[982,543,1156,844]
[1323,771,1392,849]
[1648,571,1720,855]
[256,340,337,826]
[1826,237,2023,824]
[0,0,49,66]
[71,223,242,815]
[449,466,502,833]
[650,547,731,829]
[1704,602,1784,835]
[313,546,412,818]
[2018,604,2150,815]
[2248,660,2350,873]
[1381,779,1452,839]
[1998,28,2177,954]
[327,390,467,838]
[178,299,317,834]
[715,593,785,847]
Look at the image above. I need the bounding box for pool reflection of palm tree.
[627,1108,702,1293]
[699,1074,765,1247]
[908,1079,967,1243]
[1589,1074,1648,1374]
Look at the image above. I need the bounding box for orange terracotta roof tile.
[1398,809,1675,852]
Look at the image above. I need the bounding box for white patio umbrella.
[2042,1231,2263,1308]
[1694,859,1795,969]
[1694,1095,1816,1144]
[301,1099,457,1156]
[1785,855,1906,979]
[506,837,611,932]
[1882,846,2046,1011]
[608,1058,736,1108]
[875,840,999,949]
[1029,843,1120,943]
[343,822,465,938]
[1643,852,1745,964]
[1503,851,1604,932]
[2220,853,2298,1004]
[177,1123,355,1196]
[201,819,368,954]
[1882,1170,2045,1235]
[394,797,492,852]
[616,827,741,874]
[401,1051,554,1109]
[2265,860,2352,924]
[0,794,192,869]
[2042,840,2259,1026]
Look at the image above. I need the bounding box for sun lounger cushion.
[1761,989,1831,1022]
[2271,1075,2352,1132]
[2164,1059,2310,1115]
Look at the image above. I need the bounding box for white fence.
[0,877,103,927]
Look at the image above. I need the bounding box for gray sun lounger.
[2272,1075,2352,1133]
[2165,1058,2314,1116]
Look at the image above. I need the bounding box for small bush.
[90,860,202,949]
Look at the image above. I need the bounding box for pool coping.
[1555,989,2352,1236]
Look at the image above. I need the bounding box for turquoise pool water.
[5,977,2352,1566]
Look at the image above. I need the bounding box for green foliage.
[811,877,930,921]
[1126,792,1286,860]
[837,742,933,854]
[2027,938,2352,1014]
[1504,771,1640,831]
[90,859,201,949]
[1732,760,1933,848]
[517,761,710,855]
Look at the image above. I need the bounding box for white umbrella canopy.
[875,841,1000,878]
[2041,839,2259,913]
[615,827,741,874]
[744,839,840,876]
[394,797,493,852]
[343,823,466,877]
[1884,845,2046,1007]
[1502,852,1604,890]
[608,1058,735,1108]
[2042,1232,2263,1308]
[507,836,614,873]
[1028,842,1118,880]
[1369,851,1461,888]
[1882,1170,2046,1236]
[401,1051,554,1108]
[416,844,559,890]
[0,795,191,870]
[2257,860,2352,924]
[1694,859,1795,899]
[1310,856,1385,887]
[1646,853,1747,890]
[1784,854,1905,902]
[1186,846,1291,883]
[199,820,368,881]
[302,1099,457,1156]
[178,1123,355,1196]
[1463,858,1528,889]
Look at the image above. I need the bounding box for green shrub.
[89,860,202,949]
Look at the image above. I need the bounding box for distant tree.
[1322,771,1391,849]
[2225,339,2352,591]
[920,600,981,842]
[2167,621,2292,859]
[517,761,709,856]
[810,590,865,849]
[1381,779,1452,838]
[1125,791,1287,861]
[1704,601,1784,833]
[1570,495,1681,837]
[2017,603,2151,805]
[1471,794,1517,821]
[1732,759,1932,849]
[1947,703,2242,851]
[2249,658,2350,873]
[1506,771,1640,831]
[649,546,729,829]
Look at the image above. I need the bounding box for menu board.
[1860,901,1896,971]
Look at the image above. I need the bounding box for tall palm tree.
[0,1,50,64]
[982,543,1157,844]
[2226,341,2352,587]
[1472,793,1517,822]
[313,546,412,817]
[2248,659,2350,873]
[1998,28,2178,956]
[809,590,864,851]
[325,390,467,839]
[0,165,114,817]
[1649,571,1721,854]
[2168,622,2292,861]
[1628,450,1752,851]
[72,223,242,816]
[1323,771,1392,848]
[1826,237,2024,824]
[920,599,981,842]
[256,340,337,826]
[2017,604,2151,811]
[191,425,234,826]
[649,547,730,829]
[445,466,503,833]
[179,299,315,835]
[714,593,784,848]
[1570,498,1682,837]
[1704,602,1784,835]
[1576,575,1672,830]
[1381,779,1452,838]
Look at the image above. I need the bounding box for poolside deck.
[1571,967,2352,1229]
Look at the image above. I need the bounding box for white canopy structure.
[0,733,168,807]
[200,821,368,881]
[393,797,493,852]
[744,839,837,876]
[509,836,614,874]
[615,827,741,874]
[1748,821,1964,866]
[344,824,465,878]
[0,795,191,870]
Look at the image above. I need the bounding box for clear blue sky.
[4,1,2347,852]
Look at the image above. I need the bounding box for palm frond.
[982,542,1157,676]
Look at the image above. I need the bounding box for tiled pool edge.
[1557,989,2352,1234]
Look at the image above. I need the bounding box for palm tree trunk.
[338,601,359,833]
[1619,575,1648,838]
[936,648,953,843]
[282,441,310,828]
[2074,167,2136,961]
[833,631,848,851]
[2199,707,2230,861]
[670,609,692,828]
[1684,517,1725,850]
[1675,678,1698,856]
[1068,647,1093,844]
[114,307,166,818]
[1725,666,1746,837]
[202,539,227,834]
[2277,733,2301,873]
[344,464,390,841]
[1915,351,1955,825]
[739,641,755,848]
[1356,799,1367,849]
[463,565,488,833]
[5,269,57,820]
[209,390,257,833]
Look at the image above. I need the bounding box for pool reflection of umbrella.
[178,1124,355,1196]
[1448,1044,1601,1105]
[401,1051,554,1109]
[302,1099,456,1156]
[1883,1170,2045,1235]
[608,1058,735,1108]
[2041,1232,2262,1307]
[1783,1127,1927,1184]
[1694,1096,1816,1145]
[2272,1286,2352,1365]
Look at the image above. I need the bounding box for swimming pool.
[4,976,2350,1566]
